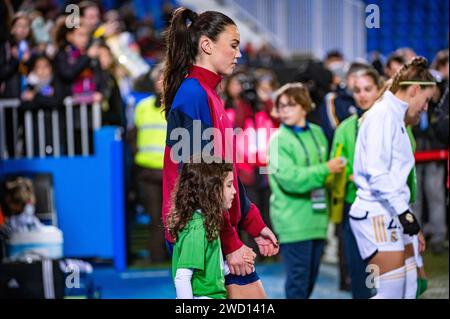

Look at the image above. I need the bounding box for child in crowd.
[0,177,43,237]
[53,19,103,154]
[268,83,345,299]
[21,54,64,156]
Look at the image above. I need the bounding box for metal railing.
[227,0,366,60]
[0,98,20,160]
[0,95,102,160]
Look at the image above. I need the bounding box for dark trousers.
[342,203,375,299]
[241,183,272,261]
[136,166,167,263]
[280,239,324,299]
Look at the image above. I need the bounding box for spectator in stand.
[412,49,449,255]
[319,62,369,144]
[395,47,417,64]
[21,53,65,156]
[53,17,103,154]
[324,50,345,71]
[1,12,34,99]
[431,49,449,146]
[1,11,35,157]
[384,54,405,79]
[79,0,102,36]
[255,68,280,127]
[97,42,124,127]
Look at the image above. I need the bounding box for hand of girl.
[226,245,255,276]
[243,254,255,272]
[243,254,255,265]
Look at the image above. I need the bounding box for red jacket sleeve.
[240,202,266,238]
[162,146,179,243]
[220,211,243,256]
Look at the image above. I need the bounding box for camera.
[236,73,258,109]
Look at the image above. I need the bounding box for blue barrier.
[0,127,126,271]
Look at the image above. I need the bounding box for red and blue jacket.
[162,65,266,255]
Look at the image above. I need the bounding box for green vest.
[134,96,167,170]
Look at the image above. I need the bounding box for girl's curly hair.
[167,157,233,242]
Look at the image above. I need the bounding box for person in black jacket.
[53,18,103,154]
[53,18,103,98]
[0,12,34,99]
[1,11,35,158]
[20,54,65,157]
[412,49,449,254]
[431,50,449,146]
[97,42,124,127]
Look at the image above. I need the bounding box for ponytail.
[376,56,436,101]
[390,56,435,93]
[162,7,198,118]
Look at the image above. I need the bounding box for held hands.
[225,227,279,276]
[254,227,279,257]
[226,244,256,276]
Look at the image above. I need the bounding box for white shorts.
[349,205,410,260]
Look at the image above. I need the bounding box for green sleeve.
[407,168,417,204]
[406,126,417,204]
[269,136,330,194]
[176,225,206,271]
[331,125,352,180]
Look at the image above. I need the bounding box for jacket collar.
[284,122,310,134]
[384,90,409,121]
[188,65,222,90]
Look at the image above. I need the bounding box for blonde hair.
[376,56,435,101]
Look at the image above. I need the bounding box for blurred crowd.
[0,0,448,294]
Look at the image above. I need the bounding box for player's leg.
[403,235,418,299]
[349,207,406,299]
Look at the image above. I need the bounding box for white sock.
[371,266,406,299]
[404,257,418,299]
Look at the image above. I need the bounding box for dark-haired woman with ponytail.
[161,7,279,299]
[350,57,436,299]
